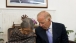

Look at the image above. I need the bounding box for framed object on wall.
[6,0,48,8]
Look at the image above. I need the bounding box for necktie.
[46,28,53,43]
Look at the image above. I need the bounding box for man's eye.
[41,22,44,24]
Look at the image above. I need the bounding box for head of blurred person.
[20,18,34,35]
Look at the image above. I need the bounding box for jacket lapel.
[52,22,58,43]
[40,28,49,43]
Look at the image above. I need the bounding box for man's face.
[37,17,51,30]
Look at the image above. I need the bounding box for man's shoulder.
[35,26,43,32]
[53,22,66,31]
[35,26,41,30]
[52,22,64,26]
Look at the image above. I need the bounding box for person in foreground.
[8,18,36,43]
[35,11,69,43]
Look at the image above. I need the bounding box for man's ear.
[48,18,51,21]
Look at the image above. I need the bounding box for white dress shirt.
[46,22,52,36]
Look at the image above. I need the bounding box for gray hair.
[37,11,51,19]
[21,18,34,29]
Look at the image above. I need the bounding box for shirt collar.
[49,22,52,29]
[47,22,52,33]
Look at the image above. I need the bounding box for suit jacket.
[35,22,69,43]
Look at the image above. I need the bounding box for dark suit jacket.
[35,22,69,43]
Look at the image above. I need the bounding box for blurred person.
[7,17,36,43]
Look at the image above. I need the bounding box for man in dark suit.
[35,11,69,43]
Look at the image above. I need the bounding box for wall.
[0,11,3,31]
[0,0,76,42]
